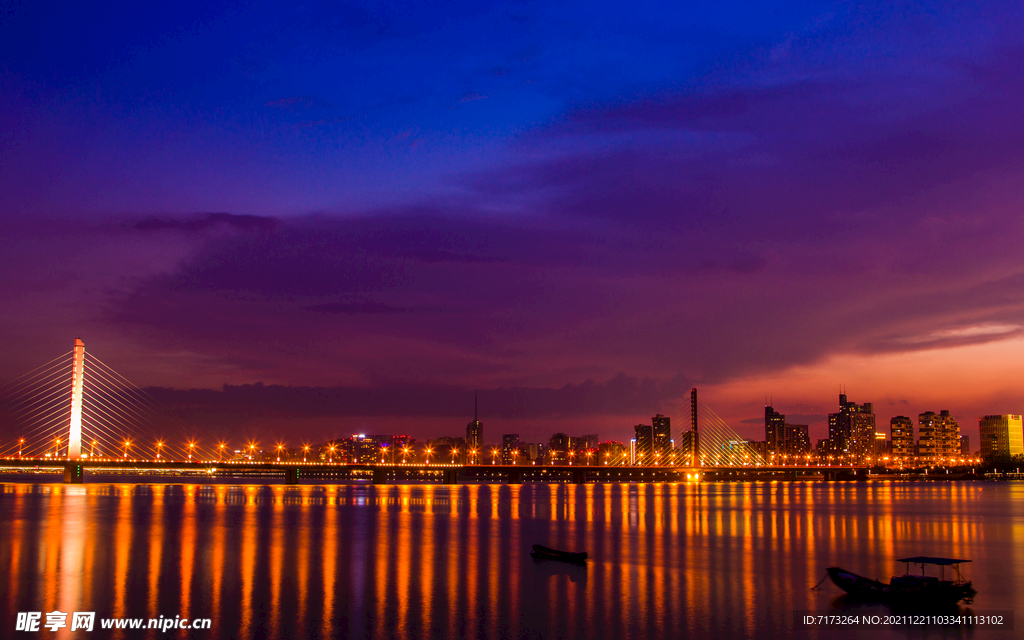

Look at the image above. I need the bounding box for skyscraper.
[890,416,914,459]
[466,393,483,451]
[828,393,875,457]
[633,423,653,466]
[979,415,1024,458]
[652,414,671,459]
[918,411,961,463]
[501,433,520,464]
[765,405,786,455]
[548,433,572,465]
[785,424,811,454]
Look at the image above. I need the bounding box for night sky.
[3,1,1023,446]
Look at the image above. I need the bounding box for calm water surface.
[1,480,1021,639]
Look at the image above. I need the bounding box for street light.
[54,436,62,458]
[303,445,310,463]
[187,440,196,460]
[218,442,226,461]
[156,440,164,460]
[91,439,98,458]
[123,440,131,459]
[276,444,284,462]
[328,445,336,463]
[491,447,499,465]
[18,438,24,458]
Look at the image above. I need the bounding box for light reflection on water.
[1,481,1021,639]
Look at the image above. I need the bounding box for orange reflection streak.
[445,488,458,639]
[741,485,755,637]
[297,488,311,631]
[396,486,413,638]
[148,486,165,619]
[6,488,25,616]
[375,488,389,639]
[210,487,227,623]
[321,487,338,639]
[43,488,62,609]
[420,486,436,639]
[57,487,86,618]
[269,488,284,639]
[467,486,480,639]
[112,485,131,621]
[239,487,257,639]
[180,486,196,622]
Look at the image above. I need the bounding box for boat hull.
[531,545,587,564]
[827,567,976,607]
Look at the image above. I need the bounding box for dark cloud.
[134,213,278,234]
[145,371,694,422]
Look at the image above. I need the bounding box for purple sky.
[3,1,1024,447]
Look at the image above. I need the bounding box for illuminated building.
[501,434,520,464]
[598,440,626,465]
[652,415,671,458]
[466,393,483,451]
[890,416,914,459]
[918,411,960,462]
[874,432,888,454]
[765,405,786,455]
[633,423,653,465]
[828,393,875,457]
[548,433,572,465]
[979,415,1024,458]
[765,405,809,455]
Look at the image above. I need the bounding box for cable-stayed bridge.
[0,340,865,484]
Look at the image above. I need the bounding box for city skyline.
[4,2,1024,448]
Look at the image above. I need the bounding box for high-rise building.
[501,434,520,464]
[652,415,671,460]
[785,424,811,455]
[918,411,960,463]
[979,415,1024,458]
[960,435,970,456]
[466,393,483,451]
[765,405,786,455]
[890,416,914,459]
[633,423,653,465]
[548,433,572,465]
[874,432,888,455]
[828,393,875,457]
[598,440,626,465]
[580,434,599,450]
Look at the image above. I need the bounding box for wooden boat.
[531,544,587,564]
[827,557,975,607]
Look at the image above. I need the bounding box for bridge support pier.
[372,467,388,485]
[507,469,522,485]
[442,469,458,485]
[63,462,84,484]
[284,467,300,485]
[855,468,869,480]
[786,469,797,481]
[572,469,586,485]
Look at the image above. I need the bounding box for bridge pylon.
[59,338,87,483]
[67,338,85,463]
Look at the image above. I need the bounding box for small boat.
[827,557,976,607]
[531,544,587,564]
